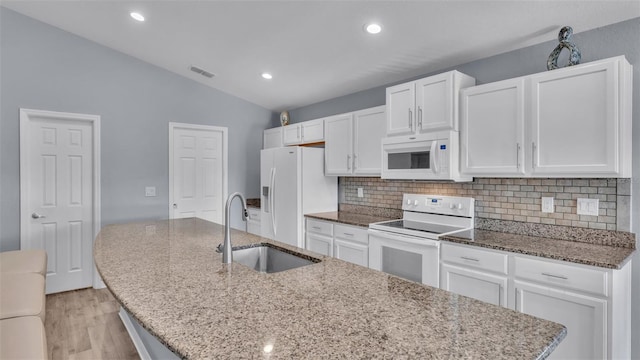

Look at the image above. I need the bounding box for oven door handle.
[430,140,439,174]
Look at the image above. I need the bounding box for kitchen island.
[94,218,566,359]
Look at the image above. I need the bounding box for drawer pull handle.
[541,272,568,280]
[343,233,354,236]
[460,256,480,262]
[312,226,321,230]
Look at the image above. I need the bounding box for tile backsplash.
[340,177,632,232]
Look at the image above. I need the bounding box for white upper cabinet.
[461,78,526,176]
[529,58,631,177]
[325,106,386,176]
[461,56,632,178]
[282,118,325,146]
[386,71,475,136]
[325,113,353,175]
[263,127,283,149]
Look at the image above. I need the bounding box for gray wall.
[0,8,276,251]
[290,17,640,358]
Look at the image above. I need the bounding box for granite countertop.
[305,211,394,227]
[94,218,565,359]
[441,229,634,269]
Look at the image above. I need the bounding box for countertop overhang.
[94,218,566,359]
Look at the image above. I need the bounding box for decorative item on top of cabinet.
[325,106,386,176]
[547,26,581,70]
[386,70,475,136]
[461,55,632,178]
[279,111,290,126]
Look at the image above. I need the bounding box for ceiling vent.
[189,65,215,78]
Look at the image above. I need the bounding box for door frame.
[19,108,102,288]
[168,122,228,223]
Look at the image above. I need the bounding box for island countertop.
[94,218,566,359]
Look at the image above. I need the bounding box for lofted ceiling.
[2,1,639,111]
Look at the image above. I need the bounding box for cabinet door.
[460,78,525,176]
[263,128,283,149]
[306,232,333,257]
[515,280,606,359]
[283,124,301,145]
[440,263,507,307]
[324,114,353,175]
[353,106,386,175]
[416,72,453,132]
[334,238,368,267]
[386,82,415,136]
[301,118,324,143]
[530,60,619,176]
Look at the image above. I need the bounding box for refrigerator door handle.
[270,167,277,236]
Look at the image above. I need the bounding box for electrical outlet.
[577,198,599,216]
[541,197,554,213]
[357,187,364,198]
[145,186,156,197]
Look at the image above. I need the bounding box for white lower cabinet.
[439,242,631,359]
[514,280,606,359]
[441,263,507,307]
[246,208,261,236]
[440,243,508,307]
[306,219,334,256]
[305,218,369,267]
[333,224,369,267]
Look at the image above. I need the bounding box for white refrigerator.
[260,147,337,248]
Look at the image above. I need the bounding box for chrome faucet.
[221,192,248,264]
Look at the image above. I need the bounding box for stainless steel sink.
[232,243,320,273]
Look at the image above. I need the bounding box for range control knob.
[414,200,419,206]
[449,203,455,210]
[457,203,463,210]
[406,199,412,205]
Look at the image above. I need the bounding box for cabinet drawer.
[247,208,261,221]
[514,256,608,296]
[441,243,508,275]
[334,224,368,244]
[306,219,333,237]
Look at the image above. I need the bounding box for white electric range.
[368,194,475,287]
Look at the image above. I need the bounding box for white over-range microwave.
[381,130,471,181]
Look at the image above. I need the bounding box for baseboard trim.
[118,307,151,360]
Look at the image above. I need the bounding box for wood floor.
[45,288,140,360]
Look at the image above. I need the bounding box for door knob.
[31,212,46,219]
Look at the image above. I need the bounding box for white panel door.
[170,124,226,224]
[353,106,386,175]
[416,73,451,132]
[530,61,618,176]
[20,109,99,294]
[386,82,415,136]
[324,113,353,176]
[460,78,526,176]
[440,263,508,307]
[515,280,607,359]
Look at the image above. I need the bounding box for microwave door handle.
[430,141,439,174]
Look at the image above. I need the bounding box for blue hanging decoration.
[547,26,581,70]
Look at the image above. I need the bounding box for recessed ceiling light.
[261,73,273,80]
[130,12,145,22]
[365,23,382,34]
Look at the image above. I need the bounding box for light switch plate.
[541,197,554,213]
[577,198,599,216]
[357,187,364,198]
[145,186,157,197]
